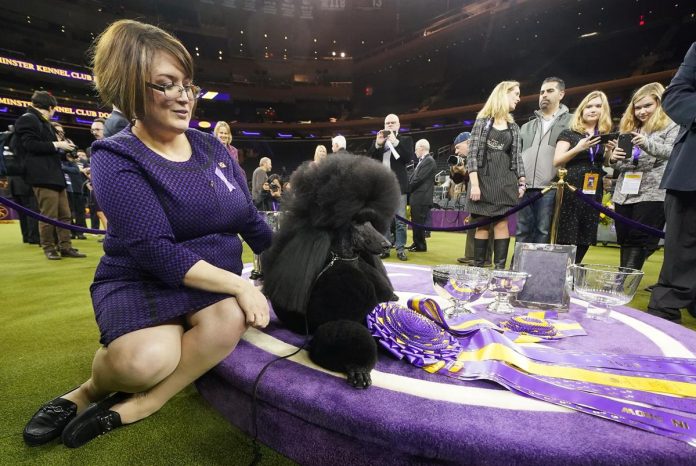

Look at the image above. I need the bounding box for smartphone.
[617,133,634,160]
[598,132,620,144]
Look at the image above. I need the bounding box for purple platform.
[196,263,696,465]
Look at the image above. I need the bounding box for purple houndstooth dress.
[89,127,272,345]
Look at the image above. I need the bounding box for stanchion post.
[549,168,567,245]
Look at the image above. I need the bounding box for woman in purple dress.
[23,19,272,448]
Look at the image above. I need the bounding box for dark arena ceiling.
[1,0,694,144]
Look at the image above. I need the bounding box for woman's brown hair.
[90,19,194,122]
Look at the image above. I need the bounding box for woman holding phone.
[606,82,678,271]
[553,90,612,263]
[465,80,525,269]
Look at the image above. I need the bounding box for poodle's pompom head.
[284,154,400,234]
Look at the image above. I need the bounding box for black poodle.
[262,154,401,388]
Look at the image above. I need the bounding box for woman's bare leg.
[110,297,247,423]
[61,324,184,412]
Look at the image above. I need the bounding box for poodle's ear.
[353,207,379,225]
[262,228,332,314]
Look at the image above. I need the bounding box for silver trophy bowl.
[432,265,492,317]
[568,264,643,321]
[487,270,529,314]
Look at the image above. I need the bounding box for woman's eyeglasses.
[146,82,203,100]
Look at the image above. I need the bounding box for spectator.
[313,144,328,163]
[331,135,350,156]
[606,82,678,271]
[408,139,436,252]
[103,106,129,138]
[257,174,284,211]
[367,113,415,261]
[553,90,612,263]
[466,81,526,269]
[252,157,272,205]
[87,118,106,230]
[647,42,696,322]
[4,124,40,244]
[450,132,493,265]
[517,77,572,244]
[15,91,85,260]
[213,121,239,163]
[54,123,88,239]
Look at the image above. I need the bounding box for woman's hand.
[469,185,481,201]
[631,131,647,147]
[235,282,270,328]
[517,177,526,199]
[574,135,601,153]
[609,144,627,163]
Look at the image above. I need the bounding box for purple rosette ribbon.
[366,303,461,367]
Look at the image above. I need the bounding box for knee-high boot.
[493,238,510,270]
[624,246,647,271]
[474,238,489,267]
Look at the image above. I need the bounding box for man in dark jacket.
[103,106,129,138]
[367,113,415,261]
[647,42,696,322]
[15,91,85,260]
[408,139,436,252]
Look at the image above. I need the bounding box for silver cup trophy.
[487,270,529,314]
[432,265,492,316]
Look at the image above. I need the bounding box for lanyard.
[588,129,599,164]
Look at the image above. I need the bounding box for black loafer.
[62,392,130,448]
[23,392,78,446]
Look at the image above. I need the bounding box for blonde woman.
[553,90,612,263]
[313,144,328,163]
[213,120,238,163]
[607,83,678,271]
[466,80,525,269]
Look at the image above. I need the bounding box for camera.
[381,130,394,138]
[270,183,281,192]
[447,155,465,165]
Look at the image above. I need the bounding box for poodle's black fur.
[262,154,401,388]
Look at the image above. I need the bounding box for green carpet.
[1,221,692,464]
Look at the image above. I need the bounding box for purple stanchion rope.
[571,189,665,239]
[0,195,107,235]
[396,190,545,232]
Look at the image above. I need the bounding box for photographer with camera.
[15,91,85,260]
[367,113,415,261]
[257,174,284,212]
[54,124,88,240]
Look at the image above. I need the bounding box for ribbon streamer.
[368,302,696,445]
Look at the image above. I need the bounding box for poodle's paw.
[346,367,372,389]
